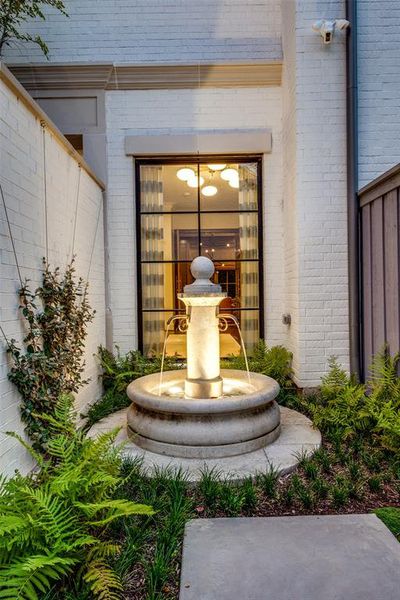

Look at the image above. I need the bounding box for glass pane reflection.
[200,213,258,260]
[141,213,199,261]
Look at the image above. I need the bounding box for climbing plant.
[7,258,95,450]
[0,0,67,57]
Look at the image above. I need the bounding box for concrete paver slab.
[180,515,400,599]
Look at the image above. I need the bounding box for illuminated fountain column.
[178,256,226,398]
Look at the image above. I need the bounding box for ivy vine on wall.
[7,258,95,450]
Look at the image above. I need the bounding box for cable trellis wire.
[0,179,22,347]
[71,164,82,259]
[0,323,10,347]
[0,180,23,287]
[41,123,49,262]
[86,197,103,282]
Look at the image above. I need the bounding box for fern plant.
[222,340,293,389]
[365,350,400,451]
[307,350,400,451]
[0,395,153,600]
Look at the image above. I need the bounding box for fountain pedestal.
[178,257,226,399]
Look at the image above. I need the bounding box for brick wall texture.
[1,0,369,395]
[3,0,282,64]
[0,75,105,475]
[281,0,349,385]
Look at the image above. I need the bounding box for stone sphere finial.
[181,255,222,294]
[190,256,214,281]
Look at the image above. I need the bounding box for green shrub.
[310,357,369,438]
[307,350,400,452]
[311,477,329,500]
[97,346,181,394]
[83,389,130,430]
[297,485,314,510]
[368,476,382,493]
[218,483,244,516]
[313,447,332,473]
[82,347,183,426]
[7,260,94,450]
[240,477,258,511]
[0,395,153,600]
[198,467,222,509]
[347,459,361,481]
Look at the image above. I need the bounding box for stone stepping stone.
[180,515,400,599]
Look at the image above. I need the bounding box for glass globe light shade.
[221,168,238,181]
[201,185,218,197]
[207,164,226,171]
[228,176,239,189]
[177,167,195,181]
[187,175,204,188]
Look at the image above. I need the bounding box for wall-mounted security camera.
[312,19,350,44]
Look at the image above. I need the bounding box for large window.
[136,157,263,357]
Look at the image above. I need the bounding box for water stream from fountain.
[158,311,251,396]
[218,314,251,385]
[158,314,188,395]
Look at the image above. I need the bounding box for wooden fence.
[359,164,400,377]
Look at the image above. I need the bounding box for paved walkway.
[179,514,400,599]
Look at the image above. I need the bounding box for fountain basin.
[127,369,281,458]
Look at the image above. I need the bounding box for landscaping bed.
[114,432,399,600]
[2,263,398,599]
[101,346,400,599]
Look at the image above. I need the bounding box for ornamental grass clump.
[0,395,153,600]
[7,259,94,450]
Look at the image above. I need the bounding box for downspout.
[346,0,360,378]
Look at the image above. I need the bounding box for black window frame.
[135,155,264,353]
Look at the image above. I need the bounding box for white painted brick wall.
[0,75,105,476]
[3,0,282,64]
[282,0,350,386]
[105,86,286,353]
[2,0,354,387]
[357,0,400,188]
[281,0,299,375]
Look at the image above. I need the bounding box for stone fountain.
[89,256,321,481]
[127,256,281,459]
